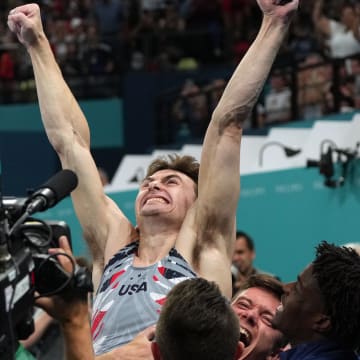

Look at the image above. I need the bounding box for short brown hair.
[233,273,284,301]
[146,154,199,192]
[156,278,240,360]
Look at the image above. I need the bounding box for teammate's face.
[232,287,284,360]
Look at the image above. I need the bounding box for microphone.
[25,169,78,215]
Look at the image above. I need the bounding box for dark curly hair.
[313,241,360,351]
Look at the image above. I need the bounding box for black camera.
[0,170,92,360]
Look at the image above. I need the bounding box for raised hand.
[256,0,299,23]
[7,4,45,48]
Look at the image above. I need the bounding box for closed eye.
[261,314,274,327]
[235,300,250,310]
[166,177,180,185]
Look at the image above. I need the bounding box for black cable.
[34,252,76,299]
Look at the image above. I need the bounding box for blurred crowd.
[159,0,360,141]
[1,1,360,72]
[2,0,360,133]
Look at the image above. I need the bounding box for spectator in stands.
[338,73,356,113]
[182,0,224,60]
[48,19,71,69]
[272,241,360,359]
[232,231,278,296]
[0,45,16,103]
[61,40,82,76]
[81,24,115,75]
[156,2,187,70]
[8,0,299,356]
[288,14,319,64]
[313,0,360,59]
[221,0,254,33]
[172,78,208,139]
[205,77,226,112]
[141,0,167,13]
[232,231,256,293]
[257,70,292,127]
[297,52,333,120]
[158,1,186,32]
[230,27,255,65]
[346,57,360,108]
[130,9,158,69]
[93,0,124,48]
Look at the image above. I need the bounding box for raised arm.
[350,4,360,42]
[312,0,331,38]
[178,0,299,297]
[7,4,134,286]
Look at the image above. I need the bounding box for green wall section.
[0,98,123,148]
[38,161,360,283]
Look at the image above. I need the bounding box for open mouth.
[144,196,169,205]
[239,327,251,347]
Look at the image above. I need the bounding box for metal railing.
[155,53,360,146]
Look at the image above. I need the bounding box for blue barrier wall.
[0,98,123,147]
[0,99,123,195]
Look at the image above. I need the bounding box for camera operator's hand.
[36,236,95,360]
[7,4,45,49]
[35,236,86,318]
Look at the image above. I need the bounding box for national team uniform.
[91,241,197,355]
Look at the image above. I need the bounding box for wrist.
[260,15,290,41]
[27,32,50,55]
[59,303,90,328]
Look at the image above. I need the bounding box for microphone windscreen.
[40,169,78,202]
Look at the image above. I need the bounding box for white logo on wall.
[275,183,303,193]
